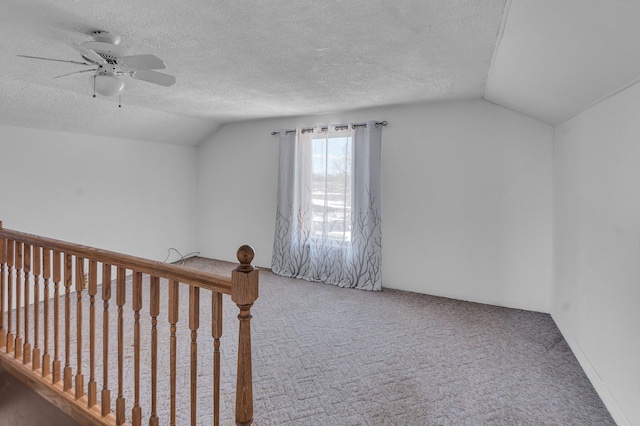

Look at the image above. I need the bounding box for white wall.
[553,83,640,426]
[0,125,198,262]
[197,99,553,312]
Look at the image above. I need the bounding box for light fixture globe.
[90,74,125,97]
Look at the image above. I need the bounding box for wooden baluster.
[63,253,73,392]
[0,226,258,426]
[131,271,142,426]
[212,291,223,426]
[42,249,51,378]
[15,242,23,360]
[149,276,160,426]
[32,246,41,371]
[115,267,126,426]
[23,243,31,364]
[6,240,14,353]
[189,285,200,426]
[88,260,98,408]
[0,236,6,349]
[101,263,112,417]
[75,257,85,400]
[168,279,179,426]
[52,251,61,384]
[231,246,259,426]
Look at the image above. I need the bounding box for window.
[309,134,353,243]
[272,121,383,291]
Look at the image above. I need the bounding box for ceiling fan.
[19,31,176,100]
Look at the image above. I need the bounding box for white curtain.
[271,121,382,291]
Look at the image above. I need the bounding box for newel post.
[0,220,4,349]
[231,245,259,426]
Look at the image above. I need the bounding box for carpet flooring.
[184,258,615,425]
[3,257,616,425]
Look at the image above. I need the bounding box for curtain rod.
[270,120,388,136]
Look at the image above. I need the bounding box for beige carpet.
[5,257,616,425]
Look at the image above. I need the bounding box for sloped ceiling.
[2,1,639,146]
[485,0,640,125]
[0,0,506,146]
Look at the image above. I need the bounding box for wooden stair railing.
[0,221,259,426]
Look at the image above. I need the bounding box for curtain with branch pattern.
[271,121,382,291]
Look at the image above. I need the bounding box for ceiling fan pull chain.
[119,94,122,108]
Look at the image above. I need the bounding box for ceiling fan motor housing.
[81,41,131,63]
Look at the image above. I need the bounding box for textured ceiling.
[0,0,506,146]
[4,1,637,146]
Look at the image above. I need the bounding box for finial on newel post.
[235,245,255,273]
[231,244,259,426]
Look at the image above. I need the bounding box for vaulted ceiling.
[484,0,640,125]
[1,0,639,146]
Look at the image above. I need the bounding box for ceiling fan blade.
[53,68,97,79]
[17,55,91,66]
[118,54,166,70]
[70,43,106,64]
[132,70,176,87]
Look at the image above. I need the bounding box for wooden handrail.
[0,221,258,425]
[0,227,232,294]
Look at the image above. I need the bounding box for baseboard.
[551,309,631,426]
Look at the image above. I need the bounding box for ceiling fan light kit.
[92,73,125,97]
[18,31,175,104]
